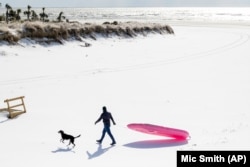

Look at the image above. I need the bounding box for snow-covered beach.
[0,7,250,167]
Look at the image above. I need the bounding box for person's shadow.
[86,144,113,159]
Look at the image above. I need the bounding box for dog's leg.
[71,141,75,148]
[72,140,75,148]
[70,139,75,147]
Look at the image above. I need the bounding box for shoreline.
[169,20,250,28]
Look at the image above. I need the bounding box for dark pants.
[99,124,116,143]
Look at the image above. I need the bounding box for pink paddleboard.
[127,123,189,140]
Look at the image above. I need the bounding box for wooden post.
[21,97,26,113]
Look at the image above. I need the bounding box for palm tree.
[57,12,66,22]
[16,9,22,21]
[8,9,16,21]
[5,3,12,23]
[31,10,38,21]
[24,5,31,21]
[40,7,48,22]
[0,3,2,21]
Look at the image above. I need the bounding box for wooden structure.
[0,96,26,118]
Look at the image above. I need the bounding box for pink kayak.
[127,123,189,140]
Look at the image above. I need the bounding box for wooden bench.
[1,96,27,118]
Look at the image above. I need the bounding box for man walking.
[95,106,116,145]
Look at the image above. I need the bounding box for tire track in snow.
[103,30,250,72]
[0,28,249,86]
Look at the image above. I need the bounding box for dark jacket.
[95,111,116,126]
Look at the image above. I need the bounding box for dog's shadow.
[51,147,75,153]
[86,144,113,159]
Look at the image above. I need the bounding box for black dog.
[58,130,81,147]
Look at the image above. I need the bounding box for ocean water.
[1,7,250,24]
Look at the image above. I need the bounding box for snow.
[0,22,250,167]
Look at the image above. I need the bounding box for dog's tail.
[74,135,81,139]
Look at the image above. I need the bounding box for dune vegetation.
[0,3,174,45]
[0,21,174,45]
